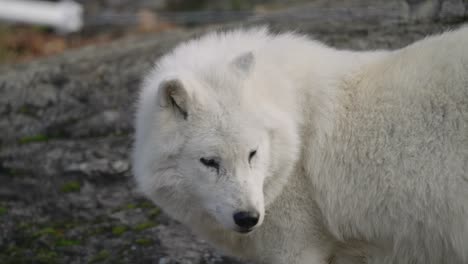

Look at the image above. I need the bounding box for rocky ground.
[0,1,466,263]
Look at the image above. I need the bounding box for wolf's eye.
[200,157,220,171]
[248,150,257,163]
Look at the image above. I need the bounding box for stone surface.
[0,1,466,263]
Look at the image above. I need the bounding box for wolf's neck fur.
[291,46,390,148]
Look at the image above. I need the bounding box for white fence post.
[0,0,83,33]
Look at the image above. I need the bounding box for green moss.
[4,244,23,255]
[35,250,58,264]
[61,222,77,229]
[88,226,105,236]
[18,105,38,117]
[34,227,61,238]
[148,208,160,219]
[112,226,127,236]
[5,168,20,177]
[19,134,49,144]
[113,201,157,213]
[0,206,7,216]
[138,201,155,209]
[165,0,208,11]
[60,181,81,193]
[56,239,80,247]
[230,0,251,10]
[111,131,129,137]
[3,245,30,263]
[16,222,33,231]
[125,203,137,210]
[134,221,156,232]
[31,25,51,33]
[90,250,110,263]
[135,238,153,246]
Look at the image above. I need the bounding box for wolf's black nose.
[233,211,259,229]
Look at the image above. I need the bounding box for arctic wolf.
[132,26,468,263]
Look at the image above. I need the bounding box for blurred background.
[1,0,332,64]
[0,1,467,264]
[0,0,466,65]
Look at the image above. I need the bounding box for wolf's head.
[133,33,300,234]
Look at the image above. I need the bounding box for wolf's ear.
[231,51,254,76]
[157,79,189,120]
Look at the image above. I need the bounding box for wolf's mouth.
[235,227,254,234]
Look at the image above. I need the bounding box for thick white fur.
[133,26,468,264]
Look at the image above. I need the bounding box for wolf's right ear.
[157,79,189,120]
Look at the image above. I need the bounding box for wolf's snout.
[233,211,259,231]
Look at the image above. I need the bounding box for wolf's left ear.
[157,79,189,120]
[231,51,255,76]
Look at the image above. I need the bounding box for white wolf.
[132,26,468,264]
